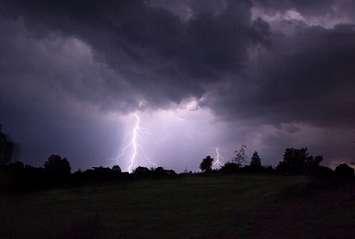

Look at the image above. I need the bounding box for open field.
[1,175,354,239]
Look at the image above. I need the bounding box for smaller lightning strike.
[213,147,224,169]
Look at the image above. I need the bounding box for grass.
[0,175,354,238]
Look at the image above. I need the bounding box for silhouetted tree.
[250,151,262,169]
[152,167,167,177]
[8,161,24,172]
[149,167,177,178]
[112,165,121,173]
[306,155,323,172]
[0,125,14,166]
[133,166,150,177]
[276,148,322,175]
[200,155,214,173]
[313,166,334,178]
[220,162,240,174]
[233,145,247,167]
[335,163,354,178]
[92,167,113,177]
[44,154,71,178]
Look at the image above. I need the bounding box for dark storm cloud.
[0,0,270,109]
[0,18,126,168]
[252,0,355,27]
[252,0,335,15]
[209,23,355,129]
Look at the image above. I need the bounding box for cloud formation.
[0,0,354,169]
[1,0,271,108]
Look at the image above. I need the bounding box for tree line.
[200,146,354,178]
[0,125,354,192]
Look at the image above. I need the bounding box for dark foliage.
[0,134,352,192]
[133,166,151,176]
[133,166,177,178]
[276,148,324,175]
[233,145,247,167]
[335,164,354,178]
[246,151,264,173]
[44,154,71,179]
[151,167,177,177]
[221,151,274,175]
[250,151,262,169]
[71,165,125,185]
[200,155,214,173]
[312,166,334,178]
[112,165,121,173]
[0,125,14,166]
[220,162,240,174]
[242,165,275,174]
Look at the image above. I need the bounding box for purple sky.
[0,0,355,171]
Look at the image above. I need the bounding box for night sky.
[0,0,355,171]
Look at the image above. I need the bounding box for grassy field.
[0,175,354,238]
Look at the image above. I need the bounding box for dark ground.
[0,175,354,238]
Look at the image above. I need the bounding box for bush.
[335,164,354,178]
[200,156,214,173]
[220,162,240,174]
[44,154,71,179]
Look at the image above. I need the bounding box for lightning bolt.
[213,147,224,169]
[117,112,157,173]
[127,113,140,173]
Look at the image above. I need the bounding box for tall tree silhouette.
[0,124,14,166]
[44,154,71,178]
[200,155,214,173]
[233,145,247,167]
[112,165,121,173]
[277,148,323,175]
[250,151,262,169]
